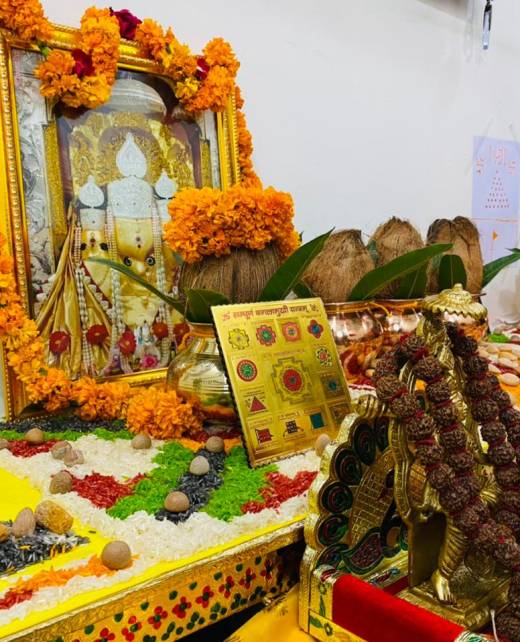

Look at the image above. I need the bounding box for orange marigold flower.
[203,38,240,75]
[166,184,298,263]
[0,0,52,42]
[135,18,165,58]
[72,378,132,421]
[126,387,203,439]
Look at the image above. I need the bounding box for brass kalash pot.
[166,323,237,428]
[422,283,488,341]
[325,302,384,383]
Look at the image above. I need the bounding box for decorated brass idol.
[300,285,520,641]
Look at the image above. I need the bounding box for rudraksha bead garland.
[446,324,520,639]
[373,332,520,641]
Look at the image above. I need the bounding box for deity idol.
[36,78,199,378]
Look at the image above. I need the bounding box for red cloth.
[332,574,464,642]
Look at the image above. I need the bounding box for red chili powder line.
[0,588,34,610]
[189,428,242,442]
[71,472,145,509]
[242,471,318,514]
[8,440,57,458]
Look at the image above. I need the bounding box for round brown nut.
[12,507,36,538]
[51,441,72,460]
[205,436,225,453]
[189,455,210,476]
[101,541,132,570]
[0,438,9,451]
[50,471,73,495]
[131,434,152,450]
[25,427,45,445]
[315,434,331,457]
[164,491,190,513]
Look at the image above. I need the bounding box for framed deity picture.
[0,24,240,419]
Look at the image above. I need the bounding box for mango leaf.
[395,265,428,299]
[88,257,185,315]
[186,289,229,324]
[293,281,315,298]
[259,230,333,302]
[482,249,520,287]
[438,254,467,290]
[348,243,452,301]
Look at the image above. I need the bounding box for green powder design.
[0,428,133,442]
[202,447,275,522]
[108,441,194,519]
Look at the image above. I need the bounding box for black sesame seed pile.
[155,448,227,524]
[0,523,89,575]
[0,416,126,434]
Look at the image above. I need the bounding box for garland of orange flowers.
[0,233,203,437]
[0,0,52,43]
[1,0,260,189]
[35,7,120,109]
[3,0,239,113]
[135,20,239,113]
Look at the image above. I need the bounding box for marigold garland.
[165,184,300,264]
[134,20,239,113]
[0,233,203,437]
[4,2,259,185]
[0,3,296,429]
[0,0,52,42]
[235,86,261,188]
[35,6,120,109]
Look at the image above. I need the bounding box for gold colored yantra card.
[212,298,351,466]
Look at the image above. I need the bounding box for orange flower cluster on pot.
[35,7,120,109]
[165,184,300,264]
[0,0,52,42]
[0,232,203,437]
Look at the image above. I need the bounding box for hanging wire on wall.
[483,0,493,50]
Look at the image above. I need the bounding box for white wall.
[45,0,520,241]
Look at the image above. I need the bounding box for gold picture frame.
[0,24,240,419]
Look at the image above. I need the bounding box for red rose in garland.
[196,56,210,81]
[71,49,94,78]
[110,8,142,40]
[86,324,109,346]
[152,322,169,340]
[49,331,70,355]
[118,330,136,356]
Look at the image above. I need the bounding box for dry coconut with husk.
[426,216,483,294]
[302,230,375,303]
[179,245,281,304]
[368,217,424,298]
